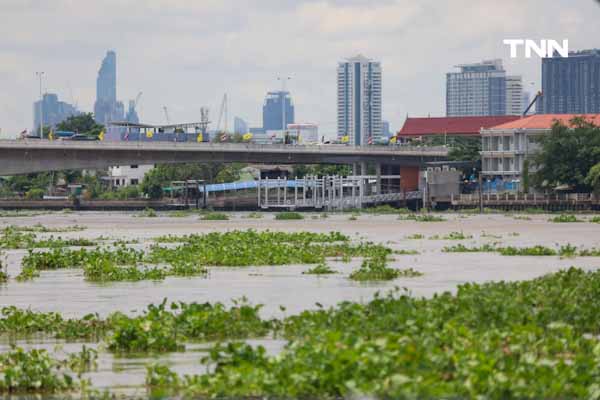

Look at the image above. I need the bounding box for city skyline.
[2,0,600,138]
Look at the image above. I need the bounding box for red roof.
[397,115,521,137]
[486,114,600,130]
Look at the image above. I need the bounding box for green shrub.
[24,188,44,200]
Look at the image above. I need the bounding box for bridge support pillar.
[375,163,382,195]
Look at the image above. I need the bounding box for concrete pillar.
[375,163,382,195]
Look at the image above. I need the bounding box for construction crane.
[163,106,170,124]
[215,93,228,133]
[523,91,542,117]
[133,91,143,109]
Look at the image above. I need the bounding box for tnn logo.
[503,39,569,58]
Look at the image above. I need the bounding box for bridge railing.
[1,139,448,154]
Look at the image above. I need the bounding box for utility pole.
[277,76,291,142]
[35,71,44,138]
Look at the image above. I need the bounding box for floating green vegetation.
[589,216,600,223]
[348,215,358,221]
[200,212,229,221]
[399,214,446,222]
[481,231,502,239]
[393,249,419,255]
[513,215,532,221]
[146,267,600,399]
[442,243,497,253]
[349,257,419,281]
[405,233,424,240]
[137,207,157,218]
[107,298,271,353]
[0,251,6,283]
[443,243,597,258]
[508,232,521,236]
[0,227,95,250]
[83,258,167,282]
[148,230,385,268]
[429,231,473,240]
[361,205,411,214]
[0,306,107,340]
[0,347,77,394]
[167,210,194,218]
[245,212,263,219]
[8,224,86,233]
[274,211,304,220]
[22,246,144,272]
[19,231,390,283]
[303,262,337,275]
[549,214,582,223]
[0,210,51,218]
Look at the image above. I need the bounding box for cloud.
[0,0,599,137]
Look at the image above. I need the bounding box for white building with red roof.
[480,114,600,187]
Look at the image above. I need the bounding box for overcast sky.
[1,0,599,138]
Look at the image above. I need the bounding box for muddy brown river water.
[1,211,599,396]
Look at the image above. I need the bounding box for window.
[130,165,138,169]
[130,179,139,185]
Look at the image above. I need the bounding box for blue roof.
[198,180,299,193]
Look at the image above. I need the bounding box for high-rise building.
[234,117,248,135]
[539,49,600,114]
[337,55,382,145]
[505,76,524,116]
[382,120,391,137]
[262,91,294,131]
[94,50,124,125]
[446,59,507,116]
[33,93,79,132]
[125,100,139,124]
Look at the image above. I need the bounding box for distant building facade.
[539,49,600,114]
[337,54,382,145]
[234,117,249,135]
[125,100,139,124]
[33,93,79,131]
[287,123,318,143]
[382,121,391,137]
[446,59,508,117]
[262,91,294,131]
[505,76,524,116]
[94,50,124,125]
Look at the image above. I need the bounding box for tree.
[532,118,600,191]
[140,163,243,199]
[585,162,600,195]
[56,113,104,136]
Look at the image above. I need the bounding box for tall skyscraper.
[125,100,139,124]
[505,76,524,116]
[234,117,248,135]
[33,93,79,132]
[262,91,294,131]
[94,50,124,125]
[446,59,507,116]
[337,55,382,145]
[539,49,600,114]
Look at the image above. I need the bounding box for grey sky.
[1,0,599,138]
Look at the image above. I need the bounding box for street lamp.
[277,76,291,142]
[35,71,45,138]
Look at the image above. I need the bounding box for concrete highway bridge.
[0,140,448,177]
